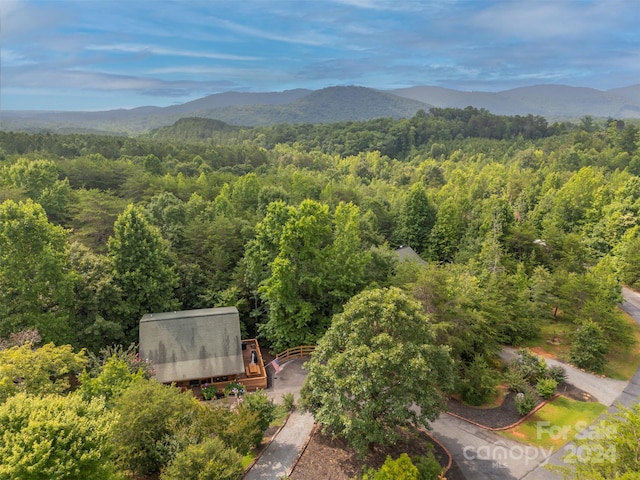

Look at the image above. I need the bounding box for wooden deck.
[174,338,268,397]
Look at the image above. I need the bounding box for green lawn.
[602,310,640,380]
[522,309,640,381]
[241,452,257,469]
[500,396,606,449]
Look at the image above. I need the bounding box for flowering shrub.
[223,381,245,397]
[515,386,538,416]
[201,384,218,400]
[0,328,42,350]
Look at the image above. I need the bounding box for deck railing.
[275,345,316,362]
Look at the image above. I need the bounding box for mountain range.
[3,84,640,134]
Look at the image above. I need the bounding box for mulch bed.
[290,425,465,480]
[446,381,596,429]
[447,391,522,429]
[290,381,593,479]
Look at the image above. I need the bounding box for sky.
[2,0,639,111]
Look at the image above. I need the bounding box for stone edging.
[445,393,561,432]
[417,426,453,475]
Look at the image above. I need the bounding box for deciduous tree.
[160,437,243,480]
[0,342,87,403]
[258,200,371,351]
[0,393,118,480]
[300,287,454,454]
[0,199,75,343]
[108,204,179,342]
[110,379,201,476]
[395,183,437,254]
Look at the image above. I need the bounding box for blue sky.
[2,0,639,111]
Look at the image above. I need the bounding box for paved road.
[430,415,545,480]
[245,288,640,479]
[499,348,627,406]
[430,345,627,480]
[521,287,640,480]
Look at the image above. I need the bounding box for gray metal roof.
[395,246,427,264]
[139,307,244,383]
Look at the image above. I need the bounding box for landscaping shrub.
[504,365,528,394]
[214,406,262,454]
[413,448,444,480]
[282,392,296,411]
[160,437,243,480]
[223,381,246,398]
[536,378,558,399]
[513,349,548,384]
[361,454,419,480]
[570,320,608,372]
[514,386,538,416]
[201,383,217,400]
[110,379,202,476]
[547,365,567,384]
[240,390,276,433]
[458,357,498,406]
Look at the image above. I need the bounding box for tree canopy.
[300,287,454,454]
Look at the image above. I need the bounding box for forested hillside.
[0,110,639,361]
[2,108,640,477]
[5,84,640,134]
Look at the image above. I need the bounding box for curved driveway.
[245,288,640,479]
[521,287,640,479]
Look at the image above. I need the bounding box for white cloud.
[212,17,335,47]
[1,49,35,66]
[1,0,68,38]
[4,67,231,93]
[1,0,22,19]
[85,44,261,62]
[327,0,427,11]
[471,0,628,40]
[147,65,277,77]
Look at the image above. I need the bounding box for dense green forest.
[2,108,640,477]
[1,110,640,355]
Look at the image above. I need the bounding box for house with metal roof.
[139,306,267,394]
[395,245,428,265]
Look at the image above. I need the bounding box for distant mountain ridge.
[391,84,640,119]
[3,83,640,134]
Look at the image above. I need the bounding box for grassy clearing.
[522,317,573,360]
[500,396,606,449]
[522,308,640,380]
[601,310,640,380]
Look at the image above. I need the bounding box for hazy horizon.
[3,0,639,111]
